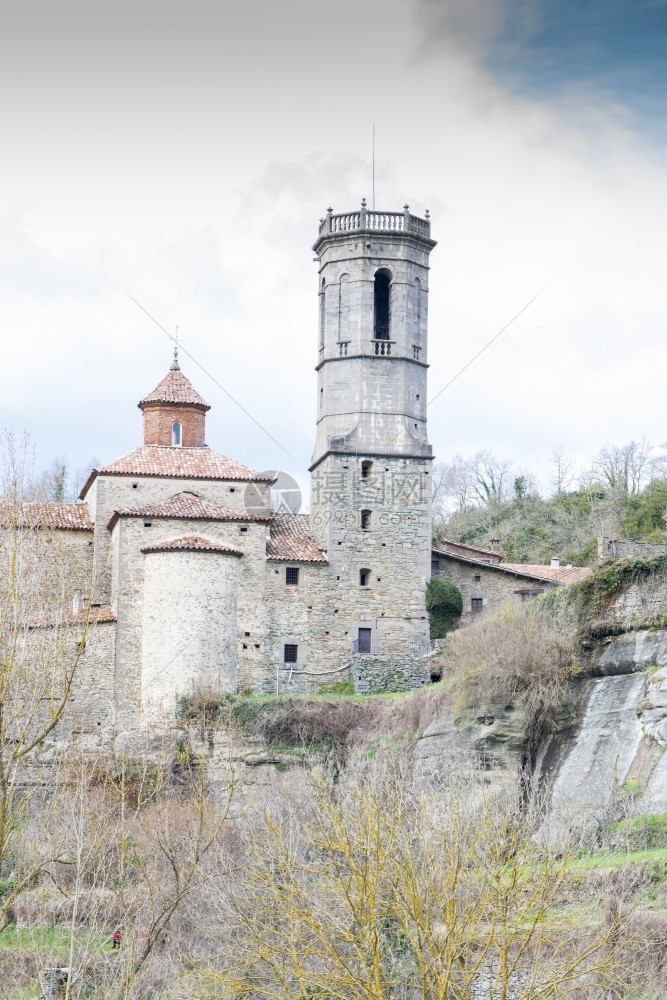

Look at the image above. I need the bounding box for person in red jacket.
[111,930,121,949]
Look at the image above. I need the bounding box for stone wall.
[112,513,268,728]
[141,548,240,721]
[353,653,430,694]
[598,535,667,560]
[310,455,431,652]
[17,619,116,748]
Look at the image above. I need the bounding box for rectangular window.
[471,598,483,614]
[431,559,440,573]
[474,575,481,584]
[359,568,370,587]
[240,526,248,533]
[143,520,152,528]
[284,643,298,663]
[285,566,299,585]
[358,628,372,654]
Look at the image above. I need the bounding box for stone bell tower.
[310,202,436,652]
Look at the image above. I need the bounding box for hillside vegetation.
[433,440,667,564]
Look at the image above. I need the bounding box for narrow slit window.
[284,643,298,664]
[361,460,373,480]
[285,566,299,585]
[361,509,371,530]
[171,422,182,446]
[359,568,371,587]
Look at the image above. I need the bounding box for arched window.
[361,509,371,530]
[172,422,182,446]
[374,269,392,340]
[319,277,326,349]
[361,460,373,480]
[413,276,422,324]
[338,273,351,342]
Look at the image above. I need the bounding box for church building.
[26,204,437,730]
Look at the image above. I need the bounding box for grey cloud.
[411,0,540,58]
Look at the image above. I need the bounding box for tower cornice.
[312,204,436,255]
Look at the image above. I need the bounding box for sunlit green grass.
[0,924,110,953]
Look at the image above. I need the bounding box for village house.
[431,539,589,621]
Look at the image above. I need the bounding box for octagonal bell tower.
[310,203,437,652]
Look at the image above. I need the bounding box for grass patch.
[569,847,667,872]
[0,924,109,953]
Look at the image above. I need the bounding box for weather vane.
[171,326,180,370]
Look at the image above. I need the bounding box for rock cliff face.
[417,569,667,822]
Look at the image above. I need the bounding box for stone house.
[16,204,439,733]
[431,539,590,621]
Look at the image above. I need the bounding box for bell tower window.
[373,269,391,340]
[171,422,182,446]
[361,460,373,480]
[361,509,371,530]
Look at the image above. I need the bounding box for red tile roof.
[0,501,92,531]
[432,546,590,585]
[108,491,270,529]
[80,446,273,498]
[139,367,210,411]
[141,535,244,555]
[29,604,116,628]
[502,563,590,585]
[435,539,505,562]
[267,514,327,563]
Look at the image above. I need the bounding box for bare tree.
[0,433,96,932]
[205,752,632,1000]
[549,446,577,495]
[590,437,654,497]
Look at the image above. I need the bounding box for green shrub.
[426,578,463,639]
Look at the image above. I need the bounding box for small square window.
[132,483,138,489]
[229,487,236,493]
[240,526,248,533]
[286,567,299,585]
[284,643,298,663]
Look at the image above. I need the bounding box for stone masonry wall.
[141,548,239,721]
[353,654,430,694]
[310,454,431,653]
[255,559,348,695]
[112,514,268,730]
[19,620,116,748]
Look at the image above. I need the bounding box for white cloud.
[1,0,666,498]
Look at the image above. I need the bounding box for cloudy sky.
[2,0,667,500]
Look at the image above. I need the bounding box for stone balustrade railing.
[318,201,431,239]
